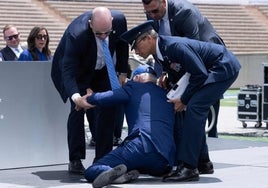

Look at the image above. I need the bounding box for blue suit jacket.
[158,36,241,104]
[51,10,129,102]
[87,81,176,165]
[18,48,52,61]
[150,0,224,45]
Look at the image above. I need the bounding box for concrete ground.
[0,106,268,188]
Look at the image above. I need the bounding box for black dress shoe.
[163,166,199,182]
[198,161,214,174]
[68,159,85,175]
[162,168,179,179]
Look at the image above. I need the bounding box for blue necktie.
[158,19,168,35]
[102,40,120,90]
[15,48,20,53]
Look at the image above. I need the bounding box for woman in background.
[18,26,52,61]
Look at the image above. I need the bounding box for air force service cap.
[120,20,155,50]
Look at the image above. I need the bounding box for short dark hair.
[142,0,153,5]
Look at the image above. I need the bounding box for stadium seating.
[0,0,67,54]
[1,0,268,55]
[257,5,268,17]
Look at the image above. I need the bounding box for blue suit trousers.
[177,72,239,167]
[84,136,170,182]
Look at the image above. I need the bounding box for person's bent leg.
[173,111,184,166]
[85,138,140,184]
[67,99,86,174]
[94,106,116,162]
[120,137,171,176]
[86,136,170,184]
[113,104,124,146]
[86,108,97,146]
[207,100,220,137]
[198,133,214,174]
[166,74,239,182]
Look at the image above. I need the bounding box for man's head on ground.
[120,20,158,59]
[3,25,21,48]
[142,0,167,20]
[89,7,113,40]
[132,64,157,83]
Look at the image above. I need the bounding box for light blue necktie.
[15,48,20,53]
[102,40,120,90]
[158,19,168,35]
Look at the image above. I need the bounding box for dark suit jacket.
[158,36,241,104]
[51,10,129,103]
[87,81,176,165]
[150,0,225,45]
[0,46,18,61]
[149,0,225,83]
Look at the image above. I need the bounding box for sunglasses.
[144,3,161,15]
[94,30,113,36]
[36,34,48,40]
[5,34,19,41]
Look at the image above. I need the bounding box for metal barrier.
[0,62,69,169]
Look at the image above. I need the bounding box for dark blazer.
[158,36,241,104]
[0,46,18,61]
[87,81,176,165]
[51,10,129,102]
[149,0,224,45]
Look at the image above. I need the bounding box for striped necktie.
[102,40,120,90]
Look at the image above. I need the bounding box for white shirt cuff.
[71,93,81,102]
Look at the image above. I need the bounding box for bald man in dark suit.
[51,7,129,174]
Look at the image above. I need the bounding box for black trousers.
[67,67,116,162]
[67,100,116,162]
